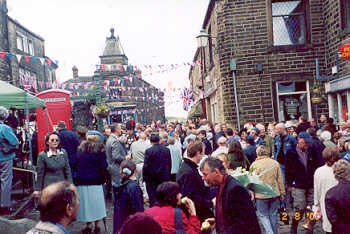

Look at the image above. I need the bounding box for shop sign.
[339,43,350,60]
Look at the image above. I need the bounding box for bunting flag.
[0,50,58,67]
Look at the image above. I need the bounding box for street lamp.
[196,29,209,119]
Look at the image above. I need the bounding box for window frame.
[267,0,310,50]
[28,39,34,56]
[341,0,350,35]
[16,32,25,51]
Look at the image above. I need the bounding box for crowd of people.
[0,104,350,233]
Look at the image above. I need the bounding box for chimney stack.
[72,66,78,78]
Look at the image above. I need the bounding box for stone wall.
[0,0,10,81]
[205,0,329,125]
[322,0,350,77]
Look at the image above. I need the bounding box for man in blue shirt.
[0,106,18,215]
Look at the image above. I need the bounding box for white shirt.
[314,165,338,232]
[47,149,64,157]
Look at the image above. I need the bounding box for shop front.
[325,75,350,124]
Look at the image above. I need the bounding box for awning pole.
[25,96,35,192]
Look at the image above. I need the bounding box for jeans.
[0,159,13,207]
[256,197,279,234]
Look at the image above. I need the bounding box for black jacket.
[202,138,212,156]
[58,128,80,168]
[285,147,324,189]
[325,181,350,234]
[143,143,171,184]
[74,150,107,186]
[176,158,213,222]
[113,180,144,233]
[217,175,261,234]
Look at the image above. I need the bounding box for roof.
[8,16,45,41]
[63,76,93,83]
[102,28,125,56]
[202,0,216,29]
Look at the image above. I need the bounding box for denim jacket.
[274,133,297,165]
[0,120,19,161]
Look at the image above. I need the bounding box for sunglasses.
[49,139,59,142]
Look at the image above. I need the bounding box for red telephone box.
[36,89,72,152]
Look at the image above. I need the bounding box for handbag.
[174,208,186,234]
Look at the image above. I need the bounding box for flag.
[182,88,193,111]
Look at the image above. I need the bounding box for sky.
[7,0,210,118]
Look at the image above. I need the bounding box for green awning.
[188,102,203,119]
[0,80,46,109]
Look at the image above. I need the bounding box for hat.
[285,121,295,128]
[87,130,104,143]
[251,128,260,135]
[297,132,312,143]
[57,121,66,129]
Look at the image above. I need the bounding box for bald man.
[27,181,79,234]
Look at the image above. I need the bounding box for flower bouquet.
[94,103,111,118]
[229,167,277,197]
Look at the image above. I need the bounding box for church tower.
[99,28,128,65]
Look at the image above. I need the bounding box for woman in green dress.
[33,132,72,198]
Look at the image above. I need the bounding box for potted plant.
[311,81,323,104]
[94,103,111,118]
[311,81,322,94]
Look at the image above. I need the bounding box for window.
[272,0,307,46]
[276,81,311,121]
[16,34,24,51]
[28,39,34,56]
[16,32,35,55]
[342,0,350,30]
[19,68,37,91]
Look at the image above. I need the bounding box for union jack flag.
[182,88,193,111]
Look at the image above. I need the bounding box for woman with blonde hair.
[250,145,285,234]
[74,131,108,233]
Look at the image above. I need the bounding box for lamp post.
[93,70,103,132]
[196,29,209,119]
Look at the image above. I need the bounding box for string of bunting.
[0,51,58,66]
[96,60,201,73]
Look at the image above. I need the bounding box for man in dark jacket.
[325,160,350,234]
[285,132,324,234]
[200,157,260,233]
[57,121,80,176]
[143,133,171,207]
[198,130,212,156]
[176,141,213,222]
[243,135,257,164]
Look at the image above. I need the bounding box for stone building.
[63,28,165,127]
[0,0,57,92]
[190,0,350,127]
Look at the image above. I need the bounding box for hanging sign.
[339,43,350,60]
